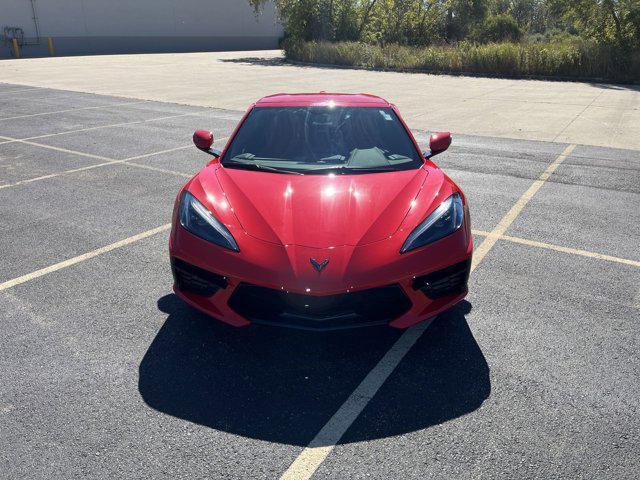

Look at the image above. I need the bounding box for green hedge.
[284,39,640,82]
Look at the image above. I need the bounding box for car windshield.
[222,106,423,174]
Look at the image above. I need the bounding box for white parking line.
[278,143,577,480]
[0,100,148,121]
[0,224,171,292]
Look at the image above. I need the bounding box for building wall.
[1,0,282,58]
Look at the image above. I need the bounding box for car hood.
[209,166,430,248]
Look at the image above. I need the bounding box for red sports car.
[169,93,472,330]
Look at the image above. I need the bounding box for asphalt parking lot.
[1,82,639,479]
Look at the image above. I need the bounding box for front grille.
[228,283,412,330]
[171,257,228,297]
[412,259,471,299]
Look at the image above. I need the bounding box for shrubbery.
[250,1,640,82]
[475,14,522,43]
[284,37,640,81]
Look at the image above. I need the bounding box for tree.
[249,0,358,41]
[250,0,448,44]
[477,13,523,41]
[444,0,490,41]
[348,1,449,45]
[248,0,639,48]
[546,0,640,47]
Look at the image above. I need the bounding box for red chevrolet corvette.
[169,93,472,330]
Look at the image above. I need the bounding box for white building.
[2,0,282,58]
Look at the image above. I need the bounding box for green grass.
[284,39,640,83]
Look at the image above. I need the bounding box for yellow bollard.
[12,38,20,59]
[47,37,55,56]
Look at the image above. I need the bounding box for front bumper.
[169,224,472,330]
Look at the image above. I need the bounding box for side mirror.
[423,131,452,158]
[193,129,221,158]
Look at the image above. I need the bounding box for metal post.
[47,37,54,56]
[30,0,41,44]
[12,38,20,58]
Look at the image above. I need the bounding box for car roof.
[255,92,391,107]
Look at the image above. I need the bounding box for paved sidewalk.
[1,50,638,150]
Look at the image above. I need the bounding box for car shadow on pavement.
[138,294,490,446]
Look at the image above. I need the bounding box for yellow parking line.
[471,144,575,271]
[471,229,639,267]
[124,145,198,162]
[0,144,193,189]
[17,112,203,141]
[0,224,171,292]
[121,161,191,178]
[279,144,577,480]
[502,234,640,267]
[0,108,226,145]
[280,320,431,480]
[0,138,230,288]
[0,135,113,161]
[0,87,41,96]
[0,136,229,188]
[0,100,148,121]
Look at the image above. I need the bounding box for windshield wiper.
[343,166,398,172]
[310,165,399,174]
[223,160,304,175]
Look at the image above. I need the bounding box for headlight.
[400,193,464,253]
[179,191,239,252]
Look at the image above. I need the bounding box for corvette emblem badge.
[310,258,329,273]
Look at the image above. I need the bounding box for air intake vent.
[412,259,471,299]
[228,283,412,330]
[171,257,227,297]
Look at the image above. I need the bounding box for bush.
[476,14,523,43]
[283,38,640,82]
